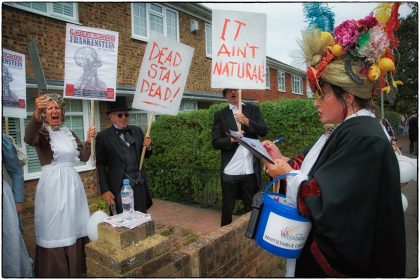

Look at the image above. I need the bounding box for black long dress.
[295,116,405,277]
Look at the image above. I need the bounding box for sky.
[202,2,413,69]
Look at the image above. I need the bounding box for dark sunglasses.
[116,113,129,118]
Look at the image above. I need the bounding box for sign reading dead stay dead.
[133,32,194,115]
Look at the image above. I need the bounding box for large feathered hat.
[301,3,403,102]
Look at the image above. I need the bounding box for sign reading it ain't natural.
[211,10,267,89]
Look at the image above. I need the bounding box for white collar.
[113,124,128,130]
[229,102,245,111]
[345,108,376,121]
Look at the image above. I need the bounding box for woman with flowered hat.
[263,9,405,277]
[24,93,96,277]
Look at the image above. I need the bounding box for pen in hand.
[272,137,285,144]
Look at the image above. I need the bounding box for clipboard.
[227,131,275,165]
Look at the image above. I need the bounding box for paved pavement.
[21,133,418,277]
[396,133,418,277]
[149,133,418,277]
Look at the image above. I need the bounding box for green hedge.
[259,99,322,157]
[144,98,322,208]
[144,100,401,208]
[384,110,402,128]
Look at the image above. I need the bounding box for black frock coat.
[95,125,152,211]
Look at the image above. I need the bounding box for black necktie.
[116,127,135,145]
[115,127,131,135]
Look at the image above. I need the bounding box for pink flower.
[358,26,389,63]
[357,12,379,31]
[333,19,360,50]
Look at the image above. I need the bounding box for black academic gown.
[295,116,406,277]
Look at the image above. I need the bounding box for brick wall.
[2,3,216,93]
[243,68,307,102]
[86,212,282,277]
[181,212,281,277]
[3,3,305,101]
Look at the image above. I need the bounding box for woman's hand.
[86,126,96,144]
[143,136,151,148]
[262,140,284,160]
[264,159,293,178]
[34,95,48,121]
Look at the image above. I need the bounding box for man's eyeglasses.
[116,113,129,118]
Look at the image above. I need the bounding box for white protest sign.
[64,23,119,101]
[133,31,194,115]
[211,10,267,89]
[2,49,27,118]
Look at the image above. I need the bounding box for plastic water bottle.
[121,179,134,213]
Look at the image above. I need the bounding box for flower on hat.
[358,26,390,63]
[333,19,360,50]
[357,12,379,31]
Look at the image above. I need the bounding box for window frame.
[265,66,270,89]
[291,75,303,95]
[277,70,285,92]
[6,2,79,23]
[124,95,150,131]
[205,23,212,58]
[131,3,179,42]
[179,100,198,112]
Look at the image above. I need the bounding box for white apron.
[35,126,89,248]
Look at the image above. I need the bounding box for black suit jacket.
[211,103,268,187]
[95,125,152,197]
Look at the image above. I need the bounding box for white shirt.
[224,103,254,175]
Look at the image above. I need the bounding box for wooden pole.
[381,92,384,119]
[139,112,155,170]
[90,100,95,160]
[237,89,242,132]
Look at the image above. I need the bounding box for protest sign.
[64,23,119,101]
[2,49,27,119]
[211,10,267,89]
[133,31,194,115]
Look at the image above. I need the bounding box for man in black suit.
[212,88,268,226]
[96,96,153,214]
[408,111,418,155]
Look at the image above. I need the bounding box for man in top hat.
[95,96,153,214]
[212,88,268,226]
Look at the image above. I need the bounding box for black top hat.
[106,96,132,114]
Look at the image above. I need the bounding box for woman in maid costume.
[25,93,96,277]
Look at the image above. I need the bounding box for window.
[131,3,179,41]
[265,66,270,89]
[123,96,149,131]
[292,75,303,95]
[180,100,198,112]
[8,2,78,22]
[277,71,285,92]
[5,89,94,180]
[205,23,212,57]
